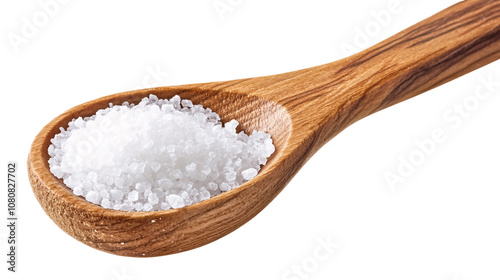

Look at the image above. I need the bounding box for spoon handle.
[264,0,500,144]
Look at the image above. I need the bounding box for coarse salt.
[48,94,275,211]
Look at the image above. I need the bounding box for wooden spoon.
[28,0,500,257]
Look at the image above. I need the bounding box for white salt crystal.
[149,94,159,103]
[201,169,211,176]
[225,171,236,182]
[74,117,85,128]
[225,120,238,133]
[207,182,218,191]
[179,191,189,200]
[114,177,125,188]
[143,203,153,211]
[83,181,93,191]
[100,190,110,200]
[166,145,176,153]
[219,182,231,192]
[160,202,169,210]
[150,162,161,172]
[265,139,275,155]
[50,166,64,178]
[85,191,100,204]
[87,171,98,183]
[101,198,111,209]
[134,203,144,211]
[135,182,151,192]
[167,194,185,209]
[242,168,258,180]
[147,193,159,204]
[128,190,139,202]
[181,100,193,108]
[158,178,172,189]
[110,189,124,201]
[121,204,133,211]
[185,162,197,172]
[153,188,164,199]
[73,187,84,196]
[200,188,211,200]
[47,95,275,212]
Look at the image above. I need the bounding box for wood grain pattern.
[28,0,500,257]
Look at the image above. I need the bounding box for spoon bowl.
[29,0,500,257]
[29,87,295,257]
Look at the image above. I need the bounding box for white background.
[1,0,500,279]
